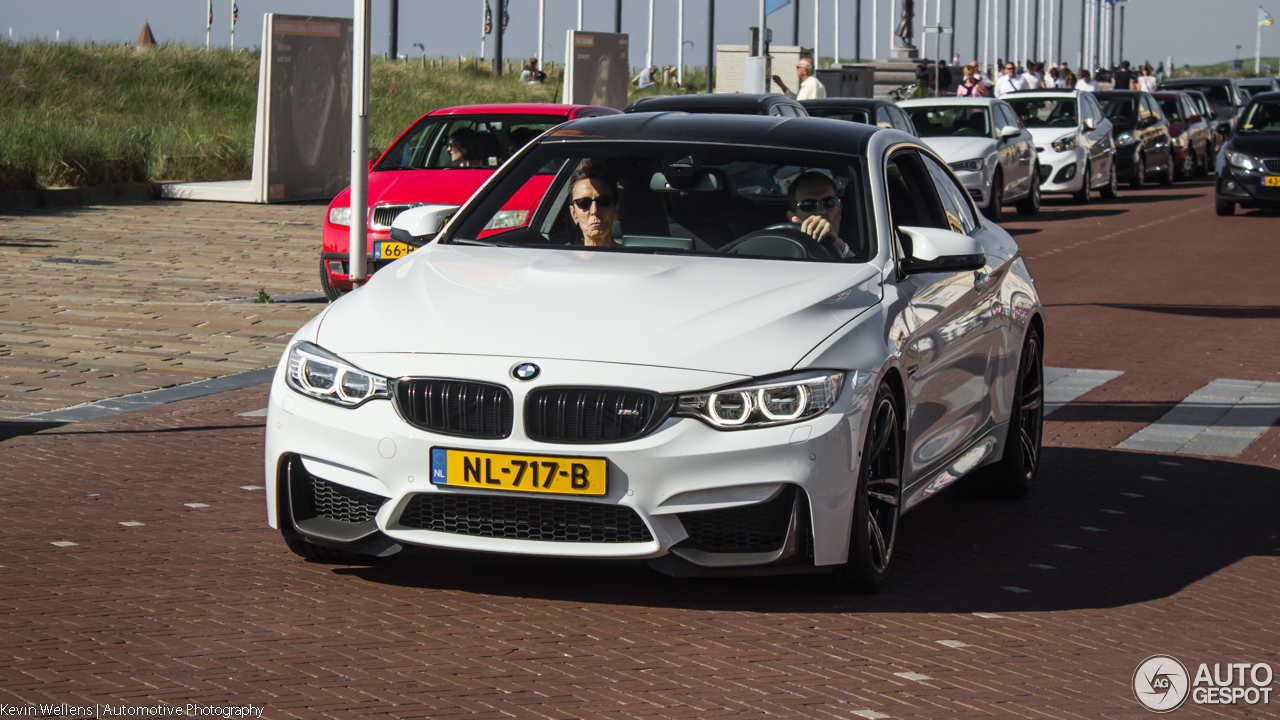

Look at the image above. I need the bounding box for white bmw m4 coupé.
[265,112,1045,592]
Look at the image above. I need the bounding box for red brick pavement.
[2,182,1279,719]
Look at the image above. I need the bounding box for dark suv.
[624,93,808,117]
[1094,90,1175,188]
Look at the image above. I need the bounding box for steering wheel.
[720,223,838,260]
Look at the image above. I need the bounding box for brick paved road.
[2,183,1278,719]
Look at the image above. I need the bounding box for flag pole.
[206,0,211,50]
[230,0,235,51]
[1257,6,1263,74]
[350,0,371,287]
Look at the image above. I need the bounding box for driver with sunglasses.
[787,171,852,258]
[567,164,620,247]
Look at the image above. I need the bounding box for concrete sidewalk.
[0,200,327,419]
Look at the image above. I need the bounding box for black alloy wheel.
[320,259,347,302]
[1160,154,1176,185]
[983,170,1004,222]
[1177,148,1195,181]
[961,326,1044,498]
[1099,162,1120,199]
[1017,168,1041,215]
[1204,142,1216,175]
[828,382,903,594]
[1215,198,1235,216]
[1130,154,1146,189]
[1073,161,1092,204]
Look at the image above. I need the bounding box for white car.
[1005,89,1118,203]
[899,97,1040,222]
[265,113,1045,593]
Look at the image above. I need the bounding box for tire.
[1099,162,1119,199]
[1176,148,1194,181]
[1129,154,1146,189]
[1073,161,1092,204]
[1204,142,1215,175]
[964,326,1044,499]
[1016,169,1041,215]
[827,381,904,594]
[320,259,346,302]
[1160,154,1175,186]
[1215,198,1235,216]
[982,171,1004,222]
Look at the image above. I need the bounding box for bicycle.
[888,83,918,102]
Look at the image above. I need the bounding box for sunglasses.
[570,195,616,211]
[794,196,840,212]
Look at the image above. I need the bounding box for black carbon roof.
[544,111,883,157]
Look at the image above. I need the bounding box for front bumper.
[1034,146,1086,193]
[322,221,392,290]
[950,168,990,207]
[265,353,878,571]
[1216,166,1280,208]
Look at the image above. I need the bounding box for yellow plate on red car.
[375,241,413,260]
[430,448,607,496]
[1264,176,1280,187]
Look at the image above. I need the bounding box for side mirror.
[897,226,987,275]
[1083,117,1097,131]
[1217,121,1232,134]
[1189,114,1202,123]
[1000,125,1021,139]
[389,204,462,247]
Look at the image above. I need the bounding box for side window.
[1084,95,1103,125]
[889,107,914,134]
[885,151,949,236]
[995,104,1017,130]
[1137,95,1154,124]
[921,154,979,234]
[875,106,894,129]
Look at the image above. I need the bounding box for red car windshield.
[374,114,566,172]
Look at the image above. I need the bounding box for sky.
[2,0,1277,71]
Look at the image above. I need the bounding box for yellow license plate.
[430,448,607,496]
[1265,176,1280,187]
[375,241,413,259]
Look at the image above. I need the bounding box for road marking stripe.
[937,640,970,648]
[1044,367,1124,416]
[894,671,934,681]
[1118,379,1280,457]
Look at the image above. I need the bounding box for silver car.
[900,97,1041,222]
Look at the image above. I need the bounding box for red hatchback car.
[321,103,619,298]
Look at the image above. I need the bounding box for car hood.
[1227,133,1280,155]
[920,136,996,163]
[1026,127,1078,146]
[317,244,884,377]
[331,168,496,208]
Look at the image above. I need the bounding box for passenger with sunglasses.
[787,171,851,258]
[567,164,620,247]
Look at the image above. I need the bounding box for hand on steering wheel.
[720,223,838,260]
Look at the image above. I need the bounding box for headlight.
[1051,134,1078,152]
[676,371,846,430]
[328,206,352,226]
[948,158,985,172]
[1226,150,1258,171]
[285,341,390,408]
[1171,133,1188,148]
[482,209,530,231]
[1116,131,1137,146]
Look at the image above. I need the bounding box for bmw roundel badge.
[512,363,540,381]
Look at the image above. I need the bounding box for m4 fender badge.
[512,363,540,381]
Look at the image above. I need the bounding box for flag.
[484,1,492,35]
[765,0,791,15]
[207,1,213,29]
[233,1,239,24]
[1261,7,1274,26]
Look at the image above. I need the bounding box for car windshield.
[1167,83,1232,107]
[1007,97,1078,128]
[1237,99,1280,133]
[1100,97,1137,123]
[445,140,870,263]
[374,113,565,171]
[807,108,872,124]
[902,106,991,137]
[1156,98,1183,121]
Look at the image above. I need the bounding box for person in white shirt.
[1045,66,1064,88]
[1020,61,1042,90]
[1075,69,1100,92]
[1136,65,1158,93]
[636,65,657,89]
[772,58,827,100]
[994,63,1028,97]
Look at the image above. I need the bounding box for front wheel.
[1073,161,1092,204]
[1016,170,1041,215]
[982,171,1004,222]
[827,382,904,594]
[1176,149,1194,181]
[1160,154,1176,186]
[320,259,346,302]
[1099,162,1119,199]
[1130,154,1146,189]
[1215,198,1235,216]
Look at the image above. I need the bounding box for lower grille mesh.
[676,485,796,552]
[304,475,388,524]
[398,493,653,543]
